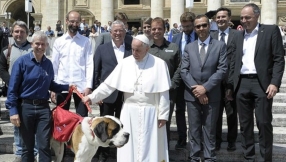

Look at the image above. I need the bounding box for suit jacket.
[210,29,239,83]
[181,37,227,102]
[228,24,285,93]
[94,32,133,53]
[93,41,132,103]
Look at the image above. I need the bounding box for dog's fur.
[51,115,129,162]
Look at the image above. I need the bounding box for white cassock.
[88,53,171,162]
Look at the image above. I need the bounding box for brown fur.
[102,118,118,138]
[70,124,84,153]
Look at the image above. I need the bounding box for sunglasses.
[195,23,208,29]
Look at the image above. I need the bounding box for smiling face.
[216,10,231,31]
[110,23,126,45]
[151,20,165,41]
[31,36,48,57]
[194,16,210,42]
[240,6,259,33]
[66,11,81,35]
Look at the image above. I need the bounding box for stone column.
[207,0,221,11]
[261,0,277,24]
[171,0,184,25]
[101,0,114,26]
[151,0,164,18]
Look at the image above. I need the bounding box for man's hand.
[198,94,208,105]
[191,85,206,98]
[158,120,167,128]
[82,96,91,104]
[50,92,57,104]
[225,89,233,101]
[83,88,92,96]
[266,84,278,99]
[10,114,20,127]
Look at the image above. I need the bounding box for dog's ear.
[94,121,109,142]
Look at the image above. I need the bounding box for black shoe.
[175,139,186,150]
[215,143,221,151]
[227,142,236,151]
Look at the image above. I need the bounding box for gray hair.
[111,20,125,30]
[11,21,29,34]
[243,3,260,16]
[31,31,48,43]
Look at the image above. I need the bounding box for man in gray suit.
[181,15,227,161]
[94,12,133,52]
[210,7,239,151]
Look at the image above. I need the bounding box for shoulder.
[172,33,181,41]
[167,42,179,50]
[97,41,112,50]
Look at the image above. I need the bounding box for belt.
[240,74,258,79]
[22,99,50,105]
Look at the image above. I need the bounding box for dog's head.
[90,115,129,148]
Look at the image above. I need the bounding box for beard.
[68,24,79,34]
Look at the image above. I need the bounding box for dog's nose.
[124,132,130,138]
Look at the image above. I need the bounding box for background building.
[0,0,285,31]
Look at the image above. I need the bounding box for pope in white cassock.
[83,34,171,162]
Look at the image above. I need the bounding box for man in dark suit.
[94,12,133,52]
[171,11,198,150]
[148,17,181,150]
[181,15,227,161]
[210,7,239,151]
[227,3,285,161]
[93,20,132,162]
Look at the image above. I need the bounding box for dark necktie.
[200,43,206,63]
[186,34,191,44]
[220,32,225,43]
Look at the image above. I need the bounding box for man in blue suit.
[181,15,227,161]
[93,20,132,162]
[171,11,198,150]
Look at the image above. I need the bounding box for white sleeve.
[158,90,170,121]
[52,40,60,81]
[87,83,116,104]
[85,39,94,89]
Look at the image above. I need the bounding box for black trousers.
[175,83,187,142]
[236,77,273,161]
[97,92,123,159]
[56,92,88,117]
[216,83,238,145]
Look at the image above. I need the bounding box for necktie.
[200,43,206,63]
[186,34,191,44]
[220,32,225,43]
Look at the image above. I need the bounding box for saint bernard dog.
[51,115,129,162]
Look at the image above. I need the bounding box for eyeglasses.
[143,26,151,29]
[195,23,208,29]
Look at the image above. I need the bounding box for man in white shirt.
[51,10,93,117]
[83,34,171,162]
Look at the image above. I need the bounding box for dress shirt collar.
[29,52,47,62]
[183,31,195,41]
[198,36,211,46]
[219,27,230,35]
[111,40,125,49]
[63,31,81,40]
[244,23,259,36]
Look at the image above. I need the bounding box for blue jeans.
[19,102,51,162]
[14,123,38,157]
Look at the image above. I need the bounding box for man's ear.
[94,121,109,142]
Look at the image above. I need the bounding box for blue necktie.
[220,32,225,43]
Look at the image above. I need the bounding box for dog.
[51,115,129,162]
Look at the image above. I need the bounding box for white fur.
[51,116,129,162]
